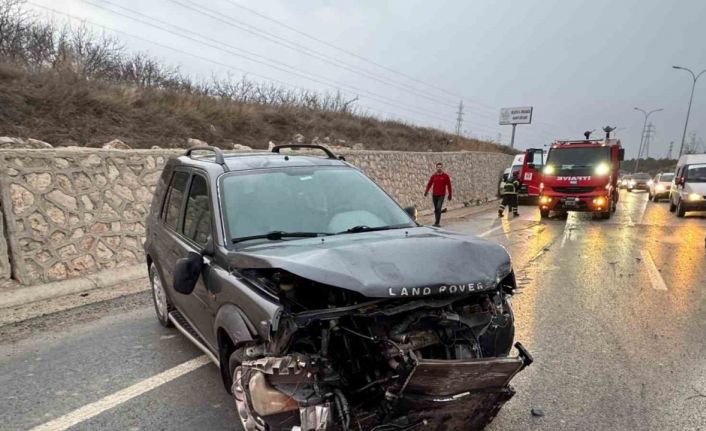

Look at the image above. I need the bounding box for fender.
[214,303,256,348]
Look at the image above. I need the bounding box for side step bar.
[168,310,220,367]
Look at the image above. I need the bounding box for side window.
[528,149,543,166]
[164,171,190,229]
[183,175,212,246]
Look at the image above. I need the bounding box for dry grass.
[0,62,513,153]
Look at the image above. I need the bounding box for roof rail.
[271,144,344,160]
[184,146,230,172]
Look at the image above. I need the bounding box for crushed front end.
[232,269,532,431]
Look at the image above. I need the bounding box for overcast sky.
[27,0,706,157]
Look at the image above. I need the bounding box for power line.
[455,101,464,136]
[38,3,459,125]
[164,0,470,111]
[220,0,570,136]
[28,2,513,138]
[75,0,511,135]
[221,0,500,113]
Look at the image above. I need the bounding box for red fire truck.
[538,136,624,219]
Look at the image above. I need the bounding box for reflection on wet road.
[1,190,703,431]
[446,189,706,430]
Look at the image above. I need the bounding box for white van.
[669,154,706,217]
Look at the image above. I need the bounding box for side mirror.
[618,149,625,161]
[677,177,685,186]
[403,206,418,221]
[173,252,203,295]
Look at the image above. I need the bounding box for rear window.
[633,173,651,180]
[163,171,189,229]
[660,173,674,182]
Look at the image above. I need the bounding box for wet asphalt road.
[1,190,705,431]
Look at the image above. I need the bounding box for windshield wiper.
[337,224,408,234]
[232,231,330,243]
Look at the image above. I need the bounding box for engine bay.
[233,270,531,431]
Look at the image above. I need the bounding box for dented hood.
[229,227,512,298]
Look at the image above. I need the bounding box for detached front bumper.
[235,343,533,431]
[539,193,611,213]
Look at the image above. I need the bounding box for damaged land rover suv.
[144,145,532,431]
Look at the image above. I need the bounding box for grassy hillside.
[0,0,511,153]
[0,62,512,153]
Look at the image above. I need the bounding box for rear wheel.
[149,263,173,327]
[676,199,686,217]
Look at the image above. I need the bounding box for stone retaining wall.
[0,148,511,284]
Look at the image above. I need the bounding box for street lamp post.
[673,65,706,157]
[633,107,662,172]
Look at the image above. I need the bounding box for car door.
[152,169,190,293]
[520,148,544,196]
[178,172,218,349]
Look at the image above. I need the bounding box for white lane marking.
[641,250,668,291]
[478,224,505,237]
[30,355,210,431]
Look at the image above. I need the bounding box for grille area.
[552,186,595,194]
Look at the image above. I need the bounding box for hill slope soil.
[0,62,511,153]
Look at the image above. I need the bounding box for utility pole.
[666,141,674,159]
[642,123,655,158]
[633,107,662,173]
[455,100,464,136]
[685,132,698,154]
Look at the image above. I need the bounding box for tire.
[149,263,173,327]
[540,208,549,219]
[652,194,658,202]
[669,199,676,212]
[676,199,686,217]
[627,188,632,192]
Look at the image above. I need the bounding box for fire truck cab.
[539,138,624,219]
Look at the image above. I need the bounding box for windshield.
[686,164,706,183]
[545,147,610,175]
[221,167,414,242]
[659,173,674,182]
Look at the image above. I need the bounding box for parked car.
[143,145,532,431]
[627,173,651,191]
[648,172,674,202]
[669,154,706,217]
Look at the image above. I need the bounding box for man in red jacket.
[424,162,453,227]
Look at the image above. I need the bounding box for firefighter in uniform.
[499,172,520,217]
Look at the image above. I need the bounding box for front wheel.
[149,263,173,327]
[540,208,549,219]
[676,199,686,217]
[669,199,677,212]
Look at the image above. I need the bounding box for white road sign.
[499,106,533,125]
